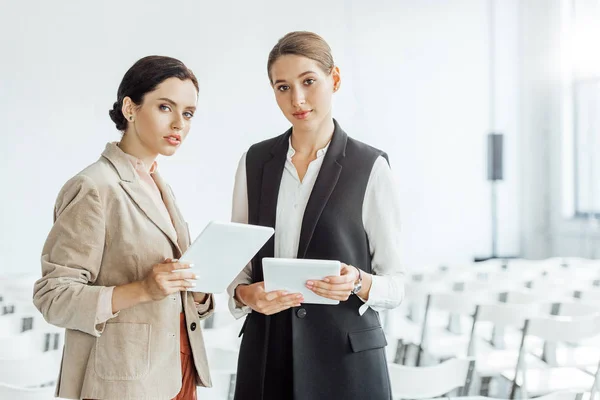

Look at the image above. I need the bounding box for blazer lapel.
[152,172,190,254]
[119,180,181,254]
[101,143,181,254]
[297,120,347,259]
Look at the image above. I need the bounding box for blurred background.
[1,0,599,399]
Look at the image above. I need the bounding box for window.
[565,0,600,217]
[574,80,600,217]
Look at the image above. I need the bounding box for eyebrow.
[157,97,196,111]
[273,71,316,85]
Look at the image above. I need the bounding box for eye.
[183,111,194,119]
[304,78,316,85]
[159,104,171,112]
[277,85,290,92]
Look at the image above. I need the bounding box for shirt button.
[294,204,298,209]
[190,322,197,331]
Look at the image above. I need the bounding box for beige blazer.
[33,143,214,400]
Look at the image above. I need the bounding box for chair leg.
[509,379,519,400]
[393,338,403,363]
[415,344,423,366]
[479,376,492,396]
[227,374,236,400]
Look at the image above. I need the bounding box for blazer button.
[296,308,307,319]
[190,322,197,331]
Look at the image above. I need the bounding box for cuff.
[95,286,119,333]
[195,293,215,319]
[356,275,389,316]
[228,285,252,320]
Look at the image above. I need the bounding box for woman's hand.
[141,259,197,302]
[236,282,303,315]
[305,263,359,301]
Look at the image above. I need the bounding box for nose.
[171,114,184,131]
[291,87,306,108]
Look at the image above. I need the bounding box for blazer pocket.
[348,326,388,353]
[95,322,151,381]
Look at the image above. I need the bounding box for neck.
[290,117,335,158]
[118,131,157,171]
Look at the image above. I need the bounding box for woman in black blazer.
[227,31,405,400]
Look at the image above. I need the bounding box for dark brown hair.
[109,56,199,131]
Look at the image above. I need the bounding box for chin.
[159,147,178,157]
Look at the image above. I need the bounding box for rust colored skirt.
[172,312,198,400]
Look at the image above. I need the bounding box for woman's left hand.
[305,263,359,301]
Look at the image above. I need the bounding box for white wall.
[0,0,522,276]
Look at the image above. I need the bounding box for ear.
[121,97,137,121]
[331,66,341,93]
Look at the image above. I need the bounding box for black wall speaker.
[487,133,504,181]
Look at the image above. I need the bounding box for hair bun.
[109,101,127,131]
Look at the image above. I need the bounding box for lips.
[292,110,312,120]
[164,134,181,146]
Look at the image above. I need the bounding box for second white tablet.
[262,258,341,305]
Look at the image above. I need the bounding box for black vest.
[234,120,392,400]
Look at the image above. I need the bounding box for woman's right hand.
[236,282,303,315]
[141,259,197,301]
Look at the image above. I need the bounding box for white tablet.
[262,258,341,305]
[176,221,274,293]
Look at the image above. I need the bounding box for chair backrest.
[198,347,239,400]
[526,313,600,343]
[205,347,239,374]
[427,290,498,316]
[0,350,61,387]
[574,289,600,306]
[0,383,56,400]
[467,301,540,356]
[0,329,64,359]
[555,301,600,317]
[388,357,475,399]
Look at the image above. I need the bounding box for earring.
[129,116,134,121]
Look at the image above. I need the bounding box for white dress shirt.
[227,138,405,317]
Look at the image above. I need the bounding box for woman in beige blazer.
[33,56,213,400]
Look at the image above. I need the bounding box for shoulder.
[247,131,289,158]
[345,136,389,165]
[55,158,118,206]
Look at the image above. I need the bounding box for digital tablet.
[175,221,274,293]
[262,257,341,305]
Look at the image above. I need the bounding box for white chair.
[388,357,475,399]
[416,291,497,365]
[0,383,56,400]
[467,300,548,380]
[386,277,452,364]
[0,350,62,387]
[505,313,600,399]
[0,328,64,359]
[197,347,239,400]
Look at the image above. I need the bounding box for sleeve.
[226,153,254,319]
[195,293,215,320]
[95,286,119,325]
[33,175,110,337]
[358,156,406,316]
